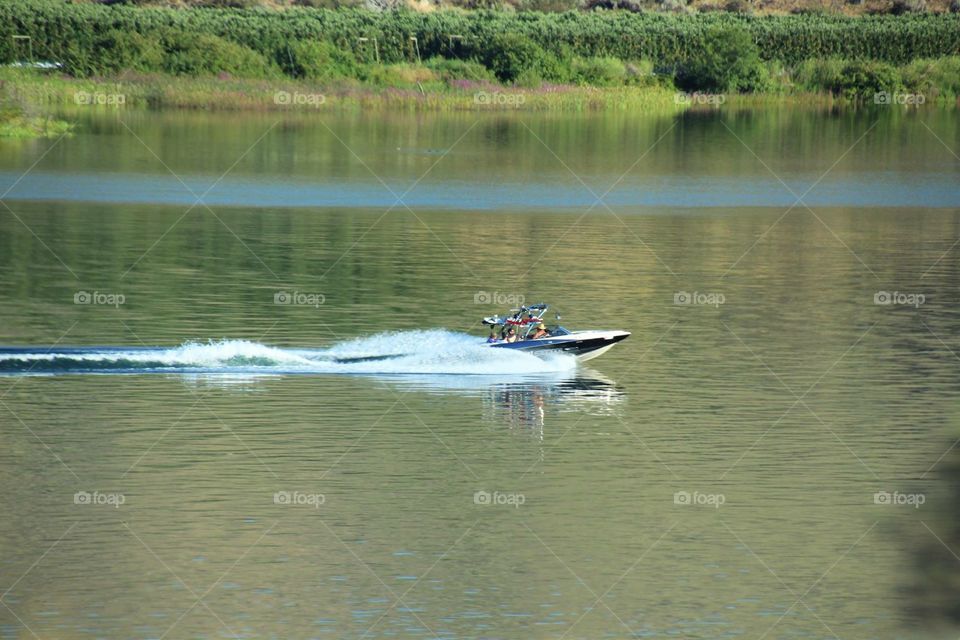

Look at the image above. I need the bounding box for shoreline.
[1,70,956,136]
[4,70,692,113]
[0,69,922,114]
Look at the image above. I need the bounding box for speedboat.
[482,303,629,362]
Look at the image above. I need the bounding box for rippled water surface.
[1,107,959,639]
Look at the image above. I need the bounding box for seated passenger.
[487,331,499,343]
[505,328,518,343]
[531,323,549,340]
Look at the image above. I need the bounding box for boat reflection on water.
[377,368,626,437]
[171,366,626,436]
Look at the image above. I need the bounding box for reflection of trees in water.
[482,372,626,436]
[903,444,960,627]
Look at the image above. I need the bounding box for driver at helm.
[531,323,548,340]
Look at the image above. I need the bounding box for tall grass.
[0,67,688,112]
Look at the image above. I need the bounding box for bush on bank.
[675,26,769,91]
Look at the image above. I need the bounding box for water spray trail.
[0,330,577,376]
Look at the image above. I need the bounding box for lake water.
[1,106,959,639]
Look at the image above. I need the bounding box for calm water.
[1,106,959,639]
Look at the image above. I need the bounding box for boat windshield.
[550,326,570,336]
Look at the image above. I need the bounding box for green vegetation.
[4,52,958,115]
[0,98,72,138]
[1,2,958,77]
[790,56,960,99]
[283,40,363,80]
[675,26,769,91]
[0,67,689,112]
[900,55,960,96]
[0,0,957,113]
[830,60,903,99]
[569,56,627,86]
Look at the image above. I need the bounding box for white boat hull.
[487,330,630,361]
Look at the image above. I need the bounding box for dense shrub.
[92,30,164,75]
[570,56,628,85]
[280,40,359,81]
[901,56,960,97]
[162,33,275,77]
[792,57,845,92]
[483,33,553,81]
[676,26,768,91]
[513,51,567,85]
[829,60,901,99]
[625,59,660,86]
[424,57,496,81]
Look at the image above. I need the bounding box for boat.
[482,303,629,362]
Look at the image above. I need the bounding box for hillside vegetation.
[1,1,958,103]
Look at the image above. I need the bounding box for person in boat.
[505,327,518,343]
[530,323,549,340]
[487,331,499,343]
